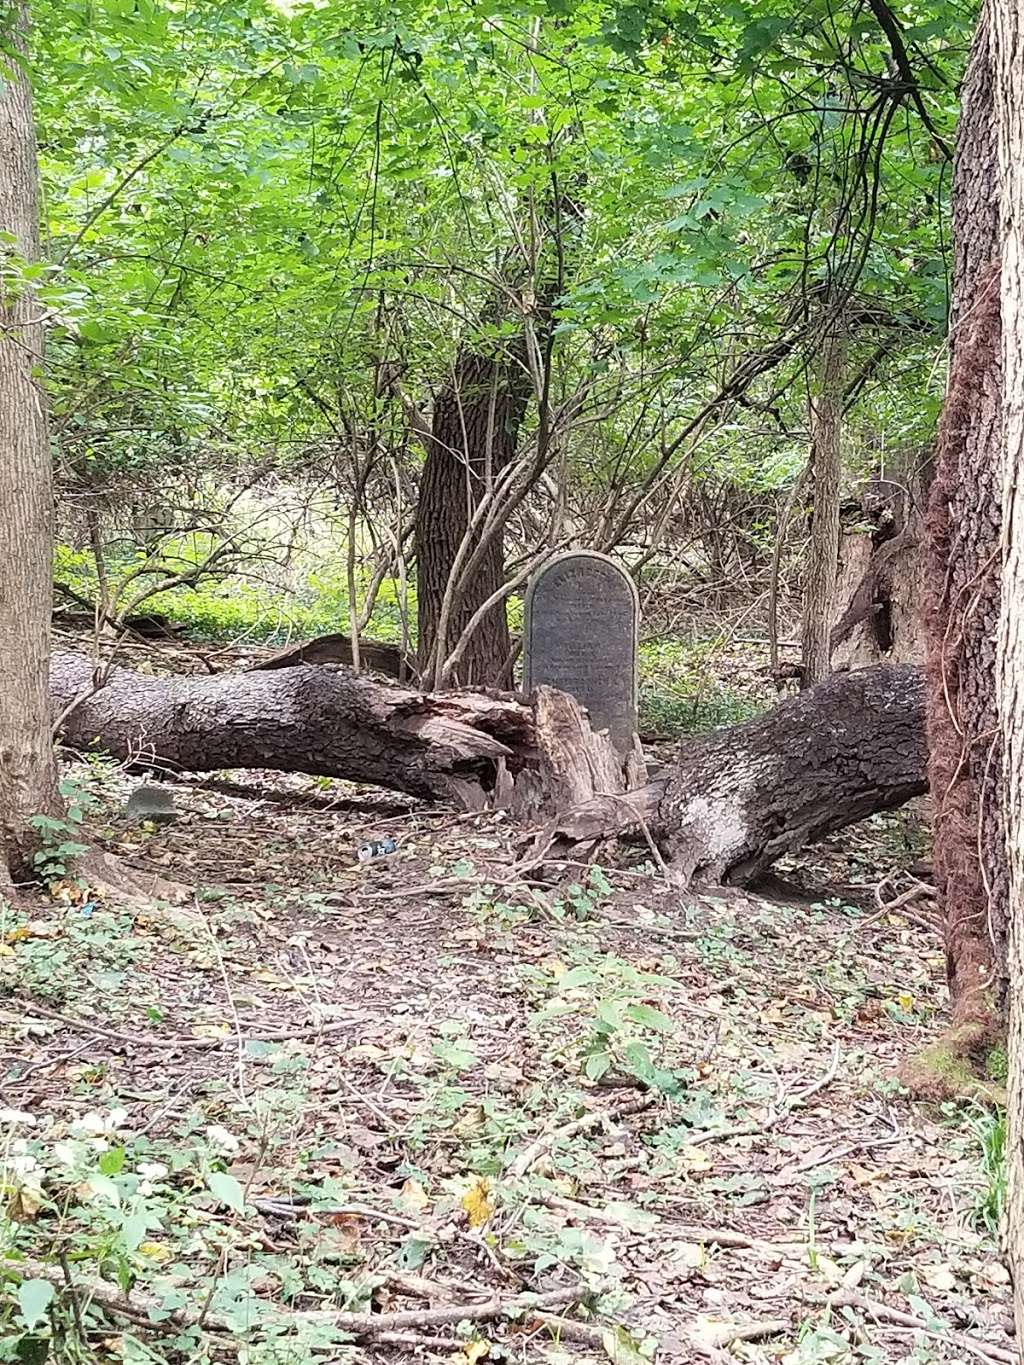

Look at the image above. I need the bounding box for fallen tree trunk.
[50,652,628,814]
[541,664,927,885]
[51,653,927,885]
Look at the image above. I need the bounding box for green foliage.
[969,1107,1007,1236]
[28,778,95,883]
[0,904,145,1004]
[32,0,968,522]
[525,950,690,1094]
[638,636,766,736]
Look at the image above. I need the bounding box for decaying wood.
[51,652,630,816]
[51,652,927,886]
[830,527,917,656]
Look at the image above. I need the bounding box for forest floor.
[0,746,1016,1365]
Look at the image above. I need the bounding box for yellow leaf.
[0,944,14,957]
[541,957,567,980]
[461,1177,494,1228]
[138,1241,172,1263]
[896,992,914,1012]
[399,1178,430,1212]
[191,1023,232,1040]
[456,1340,490,1365]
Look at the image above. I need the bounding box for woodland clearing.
[0,641,1012,1365]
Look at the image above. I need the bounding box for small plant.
[527,951,686,1094]
[28,777,97,885]
[969,1107,1007,1235]
[29,817,89,884]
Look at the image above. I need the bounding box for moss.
[901,1027,1007,1105]
[986,1043,1009,1082]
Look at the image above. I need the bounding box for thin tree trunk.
[801,314,845,685]
[993,0,1024,1325]
[0,1,61,890]
[924,1,1007,1039]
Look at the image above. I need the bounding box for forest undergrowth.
[0,641,1013,1365]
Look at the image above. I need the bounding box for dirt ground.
[0,757,1015,1365]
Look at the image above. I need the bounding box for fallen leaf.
[842,1260,866,1289]
[679,1145,712,1172]
[977,1260,1011,1287]
[461,1176,494,1227]
[921,1264,956,1293]
[138,1241,172,1263]
[400,1178,430,1212]
[455,1340,490,1365]
[346,1044,389,1064]
[672,1241,706,1269]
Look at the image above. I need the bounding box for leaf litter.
[0,765,1014,1364]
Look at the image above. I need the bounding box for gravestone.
[523,551,639,755]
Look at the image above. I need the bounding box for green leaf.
[623,1004,675,1033]
[99,1146,126,1175]
[558,966,597,989]
[88,1173,122,1204]
[17,1279,55,1329]
[206,1171,245,1214]
[120,1209,151,1251]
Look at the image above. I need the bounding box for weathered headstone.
[523,551,639,754]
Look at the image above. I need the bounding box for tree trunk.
[993,0,1024,1326]
[542,664,926,885]
[924,1,1006,1038]
[0,1,61,891]
[830,466,930,670]
[801,315,845,685]
[51,652,927,885]
[414,343,528,689]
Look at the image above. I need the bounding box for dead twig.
[7,1003,352,1051]
[819,1290,1017,1365]
[2,1256,585,1339]
[689,1318,790,1358]
[506,1094,655,1177]
[688,1043,841,1147]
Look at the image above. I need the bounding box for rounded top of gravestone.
[523,550,639,618]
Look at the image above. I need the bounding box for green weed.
[969,1107,1007,1236]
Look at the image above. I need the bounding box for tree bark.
[543,664,927,886]
[993,0,1024,1327]
[52,651,532,807]
[830,462,930,670]
[924,1,1007,1037]
[0,1,62,890]
[801,314,845,685]
[51,653,927,885]
[414,344,528,688]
